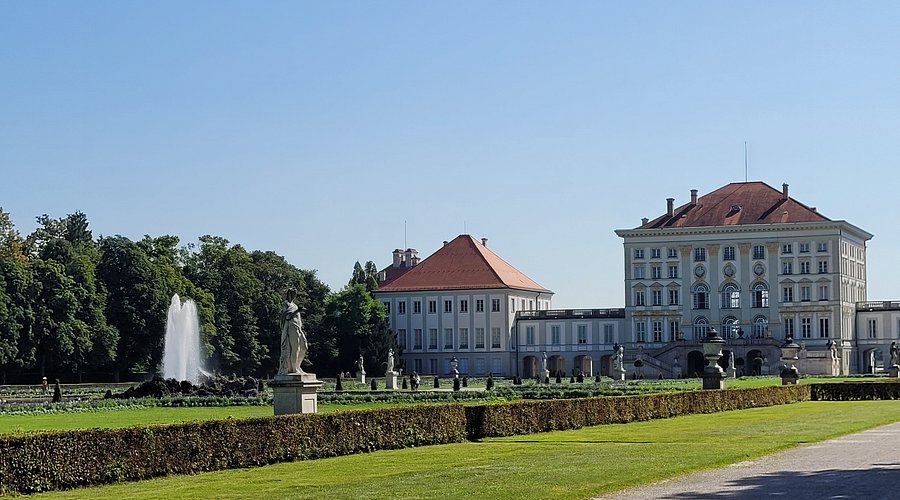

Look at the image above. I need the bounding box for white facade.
[378,288,551,376]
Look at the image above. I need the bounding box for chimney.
[690,189,698,205]
[410,250,420,266]
[810,207,817,213]
[666,198,675,217]
[392,249,403,268]
[481,238,488,246]
[641,217,649,226]
[404,248,417,268]
[782,183,789,200]
[443,241,448,246]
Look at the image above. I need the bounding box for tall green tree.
[323,283,392,375]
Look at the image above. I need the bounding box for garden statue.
[357,354,366,375]
[541,351,548,373]
[891,341,900,366]
[387,348,395,373]
[278,288,308,375]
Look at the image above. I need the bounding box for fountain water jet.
[162,294,203,384]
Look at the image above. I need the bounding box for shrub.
[810,382,900,401]
[0,405,467,494]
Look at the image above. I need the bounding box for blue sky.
[2,1,899,307]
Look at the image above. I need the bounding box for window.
[459,328,469,349]
[668,264,679,278]
[475,328,485,348]
[782,286,794,303]
[782,261,793,275]
[604,324,615,344]
[752,283,769,308]
[669,289,680,305]
[428,329,438,349]
[491,299,500,312]
[398,329,407,349]
[817,242,828,252]
[868,319,877,339]
[784,317,794,337]
[476,299,484,312]
[667,248,678,258]
[383,302,391,314]
[510,298,515,311]
[651,265,662,279]
[652,321,663,342]
[800,261,810,274]
[525,326,535,345]
[413,301,421,314]
[443,328,453,349]
[652,289,662,306]
[413,358,422,373]
[551,325,561,345]
[819,318,830,338]
[723,246,736,261]
[651,248,661,259]
[753,316,768,338]
[753,245,765,260]
[633,265,646,279]
[693,317,709,340]
[414,329,423,350]
[460,299,468,313]
[721,284,740,309]
[782,244,793,254]
[800,285,811,302]
[635,321,647,342]
[491,328,501,348]
[722,317,739,339]
[634,248,645,259]
[818,260,829,274]
[818,285,829,301]
[398,302,406,314]
[521,299,526,311]
[444,300,452,313]
[577,324,588,344]
[693,284,709,310]
[428,300,436,314]
[669,320,681,341]
[801,318,811,339]
[694,247,706,262]
[634,290,646,306]
[799,243,810,253]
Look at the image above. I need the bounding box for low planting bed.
[0,385,813,494]
[810,380,900,400]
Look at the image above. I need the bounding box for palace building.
[376,182,892,377]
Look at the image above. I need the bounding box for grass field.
[26,400,900,500]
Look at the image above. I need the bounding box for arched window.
[753,316,768,338]
[752,282,769,308]
[693,284,710,310]
[721,284,740,309]
[722,316,739,339]
[693,317,709,341]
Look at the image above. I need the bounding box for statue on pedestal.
[541,351,548,373]
[278,288,308,375]
[891,342,899,366]
[357,354,366,375]
[387,348,395,373]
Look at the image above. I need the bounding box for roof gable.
[376,235,552,293]
[642,182,829,229]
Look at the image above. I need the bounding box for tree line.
[0,209,397,384]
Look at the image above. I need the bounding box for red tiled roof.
[376,235,552,293]
[641,182,829,229]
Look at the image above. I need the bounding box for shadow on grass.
[665,464,900,499]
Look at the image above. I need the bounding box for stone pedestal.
[271,373,323,415]
[357,371,366,384]
[702,370,726,390]
[613,367,626,382]
[889,365,900,378]
[541,369,551,383]
[781,366,799,385]
[384,371,399,389]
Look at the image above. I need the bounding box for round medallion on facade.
[723,265,735,277]
[694,265,706,278]
[753,263,765,276]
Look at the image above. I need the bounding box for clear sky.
[2,2,899,307]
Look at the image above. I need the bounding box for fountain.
[162,294,203,384]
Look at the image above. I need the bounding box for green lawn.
[28,400,900,500]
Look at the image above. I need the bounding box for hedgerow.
[810,381,900,400]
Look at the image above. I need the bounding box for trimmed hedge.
[810,381,900,401]
[466,385,811,439]
[0,405,467,494]
[1,385,812,494]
